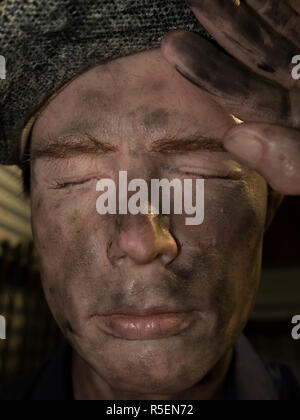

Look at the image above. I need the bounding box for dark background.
[245,196,300,379]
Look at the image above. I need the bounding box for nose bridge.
[126,160,154,186]
[119,212,157,244]
[106,161,179,266]
[117,160,157,214]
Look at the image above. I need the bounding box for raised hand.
[161,0,300,195]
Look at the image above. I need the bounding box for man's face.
[30,47,268,396]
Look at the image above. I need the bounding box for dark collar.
[29,339,73,400]
[29,335,281,400]
[223,335,278,400]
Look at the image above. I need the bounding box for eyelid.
[175,166,243,180]
[49,171,114,189]
[51,176,98,190]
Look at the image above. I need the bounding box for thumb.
[223,123,300,196]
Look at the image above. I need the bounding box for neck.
[72,348,233,400]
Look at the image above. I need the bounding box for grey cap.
[0,0,210,167]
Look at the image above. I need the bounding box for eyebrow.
[30,131,226,162]
[150,133,226,153]
[30,133,117,161]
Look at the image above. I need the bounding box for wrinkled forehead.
[31,48,235,149]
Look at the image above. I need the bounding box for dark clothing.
[0,335,299,400]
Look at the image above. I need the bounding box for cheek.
[173,179,267,254]
[171,180,267,326]
[30,190,112,332]
[32,189,106,259]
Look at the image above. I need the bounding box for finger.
[161,30,297,127]
[186,0,299,89]
[223,123,300,195]
[245,0,300,47]
[287,0,300,14]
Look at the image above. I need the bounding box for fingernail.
[224,133,264,168]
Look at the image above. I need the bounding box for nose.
[107,212,179,266]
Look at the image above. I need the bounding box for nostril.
[107,240,126,265]
[160,253,175,266]
[160,236,180,266]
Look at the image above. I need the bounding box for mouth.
[93,307,197,341]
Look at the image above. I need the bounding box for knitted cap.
[0,0,210,167]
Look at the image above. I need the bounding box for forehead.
[31,47,235,147]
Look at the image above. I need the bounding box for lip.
[94,309,196,340]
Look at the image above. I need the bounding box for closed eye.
[50,177,97,190]
[176,168,243,181]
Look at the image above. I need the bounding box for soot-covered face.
[29,47,268,398]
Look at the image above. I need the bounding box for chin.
[74,327,218,396]
[95,355,203,396]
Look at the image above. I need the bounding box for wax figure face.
[29,47,269,398]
